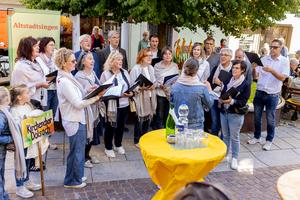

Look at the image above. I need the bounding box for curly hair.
[54,48,73,70]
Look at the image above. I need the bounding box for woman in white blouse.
[55,48,105,189]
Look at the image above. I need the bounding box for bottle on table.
[176,103,189,148]
[165,103,177,138]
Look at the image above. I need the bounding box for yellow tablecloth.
[139,129,227,200]
[277,169,300,200]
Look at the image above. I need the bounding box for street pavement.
[4,116,300,200]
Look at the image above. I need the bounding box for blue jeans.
[15,148,30,187]
[254,90,279,142]
[0,146,9,200]
[221,112,244,159]
[45,90,58,116]
[64,123,86,186]
[155,96,169,129]
[211,100,221,136]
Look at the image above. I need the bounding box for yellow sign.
[21,110,55,148]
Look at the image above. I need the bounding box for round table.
[139,129,227,200]
[277,169,300,200]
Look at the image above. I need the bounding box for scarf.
[57,70,94,141]
[213,63,232,94]
[0,106,27,179]
[132,65,157,121]
[177,72,205,86]
[154,61,178,97]
[19,58,48,107]
[226,75,245,92]
[75,71,106,126]
[223,74,245,109]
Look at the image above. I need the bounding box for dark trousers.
[134,118,150,144]
[104,106,129,150]
[155,96,169,129]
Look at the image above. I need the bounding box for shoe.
[231,158,238,170]
[49,144,58,150]
[84,160,93,168]
[114,146,125,154]
[91,156,100,164]
[24,180,41,191]
[247,137,262,145]
[104,149,116,158]
[16,186,34,198]
[263,141,272,151]
[82,177,87,182]
[64,182,87,189]
[135,143,140,149]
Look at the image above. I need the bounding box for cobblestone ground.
[8,164,300,200]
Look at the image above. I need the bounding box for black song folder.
[245,52,263,67]
[83,83,113,100]
[220,87,239,100]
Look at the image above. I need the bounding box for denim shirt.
[170,83,214,129]
[0,111,13,145]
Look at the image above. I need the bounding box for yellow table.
[139,129,227,200]
[277,169,300,200]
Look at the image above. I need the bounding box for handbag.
[233,104,249,115]
[129,99,136,112]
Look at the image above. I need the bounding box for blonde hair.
[92,26,100,35]
[103,51,123,71]
[10,84,29,106]
[54,48,73,70]
[0,86,10,105]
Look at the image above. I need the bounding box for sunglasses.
[270,46,280,49]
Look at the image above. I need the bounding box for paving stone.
[272,138,294,149]
[253,149,300,166]
[125,150,143,161]
[281,137,300,148]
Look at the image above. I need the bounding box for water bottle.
[178,103,189,131]
[177,103,189,148]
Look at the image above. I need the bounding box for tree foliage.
[20,0,300,36]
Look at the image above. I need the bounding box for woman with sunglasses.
[55,48,105,188]
[219,60,250,170]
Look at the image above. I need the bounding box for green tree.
[20,0,300,36]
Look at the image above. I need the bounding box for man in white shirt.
[248,39,289,150]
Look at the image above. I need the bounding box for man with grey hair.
[74,34,101,78]
[295,50,300,63]
[98,30,128,71]
[235,48,253,84]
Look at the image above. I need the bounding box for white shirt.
[115,73,129,108]
[110,45,118,53]
[257,55,289,94]
[152,50,158,59]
